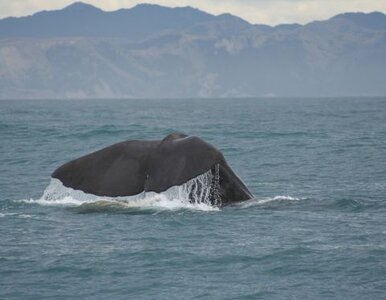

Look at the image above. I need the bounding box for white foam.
[271,195,300,201]
[22,168,221,212]
[236,195,302,208]
[18,214,34,218]
[19,166,302,212]
[0,212,31,218]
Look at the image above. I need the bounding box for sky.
[1,0,386,25]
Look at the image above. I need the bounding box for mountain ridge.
[2,2,385,37]
[0,2,385,99]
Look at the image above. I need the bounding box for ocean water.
[1,98,386,299]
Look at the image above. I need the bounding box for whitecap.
[21,168,221,212]
[18,214,34,218]
[0,212,21,218]
[235,195,302,208]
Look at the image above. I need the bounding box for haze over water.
[1,98,386,299]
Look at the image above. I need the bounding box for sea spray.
[26,166,222,211]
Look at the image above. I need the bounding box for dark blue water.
[1,98,386,299]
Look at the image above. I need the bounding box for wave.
[234,195,303,208]
[0,212,35,219]
[19,168,302,213]
[21,169,221,212]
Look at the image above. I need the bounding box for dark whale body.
[52,133,252,206]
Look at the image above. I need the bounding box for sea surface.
[1,98,386,299]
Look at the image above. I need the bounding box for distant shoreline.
[1,96,386,101]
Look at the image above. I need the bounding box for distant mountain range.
[1,2,386,99]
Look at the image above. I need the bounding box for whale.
[52,133,253,206]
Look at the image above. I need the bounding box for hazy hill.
[0,2,385,99]
[0,2,220,40]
